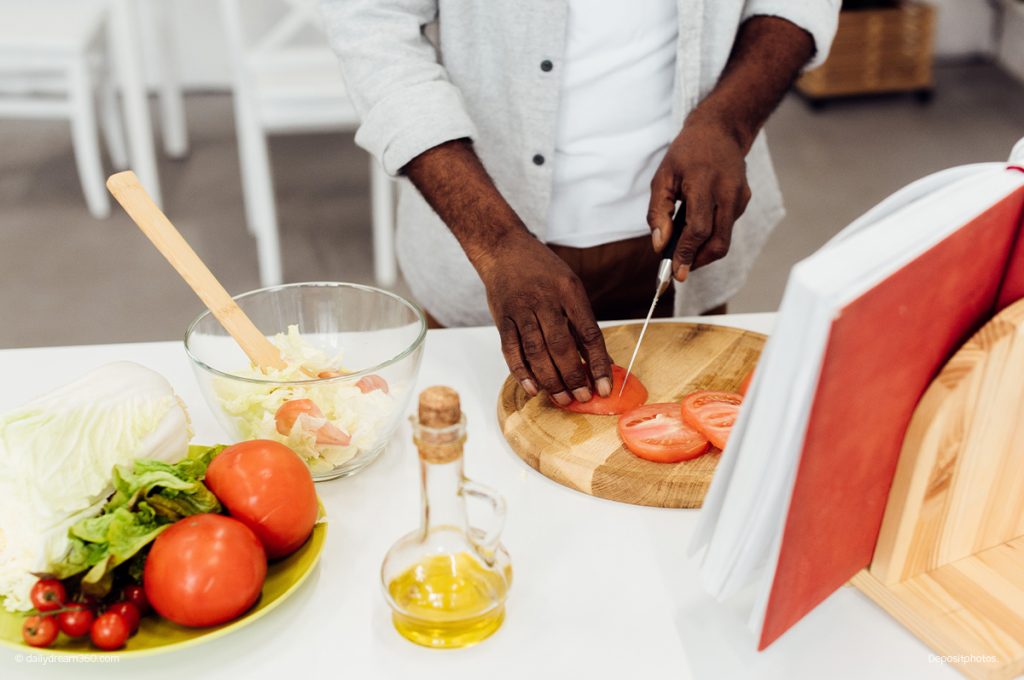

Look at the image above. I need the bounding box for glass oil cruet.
[381,386,512,648]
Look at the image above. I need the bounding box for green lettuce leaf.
[106,444,225,522]
[47,444,227,596]
[50,504,166,584]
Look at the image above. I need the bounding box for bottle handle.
[460,479,506,563]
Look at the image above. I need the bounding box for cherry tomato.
[274,399,351,446]
[356,374,389,394]
[680,391,744,450]
[22,615,58,648]
[739,370,754,397]
[205,440,318,559]
[618,403,711,463]
[91,612,130,650]
[57,603,95,638]
[561,365,648,415]
[121,584,149,615]
[30,579,66,612]
[144,514,266,627]
[106,602,140,634]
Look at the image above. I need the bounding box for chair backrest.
[219,0,357,130]
[220,0,330,67]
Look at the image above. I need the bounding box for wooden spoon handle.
[107,171,287,372]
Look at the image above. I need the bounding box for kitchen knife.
[618,217,684,396]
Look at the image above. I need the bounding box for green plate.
[0,512,326,659]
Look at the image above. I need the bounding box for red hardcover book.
[758,182,1024,648]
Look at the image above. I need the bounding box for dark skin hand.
[648,16,816,280]
[404,140,613,405]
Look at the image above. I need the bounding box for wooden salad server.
[106,171,287,373]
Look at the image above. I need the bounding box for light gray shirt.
[320,0,840,325]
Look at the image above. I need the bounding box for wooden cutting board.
[497,322,766,508]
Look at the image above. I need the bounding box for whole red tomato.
[121,584,149,615]
[204,440,318,559]
[144,514,266,627]
[22,615,58,648]
[106,602,140,634]
[57,603,95,638]
[30,579,66,612]
[91,612,129,650]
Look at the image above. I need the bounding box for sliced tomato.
[319,370,389,395]
[356,374,389,394]
[680,391,743,450]
[561,365,648,415]
[618,403,710,463]
[274,399,351,446]
[739,369,754,397]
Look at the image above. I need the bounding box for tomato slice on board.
[739,370,754,397]
[618,403,711,463]
[561,364,648,415]
[680,391,743,451]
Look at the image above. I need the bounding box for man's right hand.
[402,139,612,403]
[477,230,612,405]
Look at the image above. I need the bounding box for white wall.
[998,0,1024,82]
[157,0,1001,91]
[140,0,270,90]
[924,0,998,58]
[156,0,233,89]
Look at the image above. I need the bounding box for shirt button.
[540,59,553,72]
[532,154,545,166]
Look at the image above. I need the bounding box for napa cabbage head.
[0,362,191,611]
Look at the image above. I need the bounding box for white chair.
[0,0,127,219]
[219,0,397,288]
[137,0,189,160]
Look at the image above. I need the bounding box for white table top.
[0,314,955,679]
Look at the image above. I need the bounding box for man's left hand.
[647,114,752,282]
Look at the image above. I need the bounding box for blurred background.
[1,0,1023,349]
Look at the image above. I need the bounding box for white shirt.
[545,0,680,248]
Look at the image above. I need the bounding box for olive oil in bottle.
[380,386,512,648]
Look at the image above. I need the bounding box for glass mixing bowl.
[185,282,426,481]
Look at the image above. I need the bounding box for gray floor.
[2,62,1023,349]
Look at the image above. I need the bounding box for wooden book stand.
[853,298,1024,679]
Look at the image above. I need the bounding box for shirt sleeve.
[741,0,842,70]
[319,0,478,176]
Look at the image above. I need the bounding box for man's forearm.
[688,16,815,152]
[402,140,612,401]
[402,139,531,273]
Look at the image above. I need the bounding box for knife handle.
[662,209,686,261]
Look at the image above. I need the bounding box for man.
[321,1,839,405]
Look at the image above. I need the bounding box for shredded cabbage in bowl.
[212,326,395,474]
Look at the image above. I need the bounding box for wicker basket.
[797,1,936,100]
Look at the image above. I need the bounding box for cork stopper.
[418,386,461,428]
[414,386,465,464]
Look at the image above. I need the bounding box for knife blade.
[619,217,684,396]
